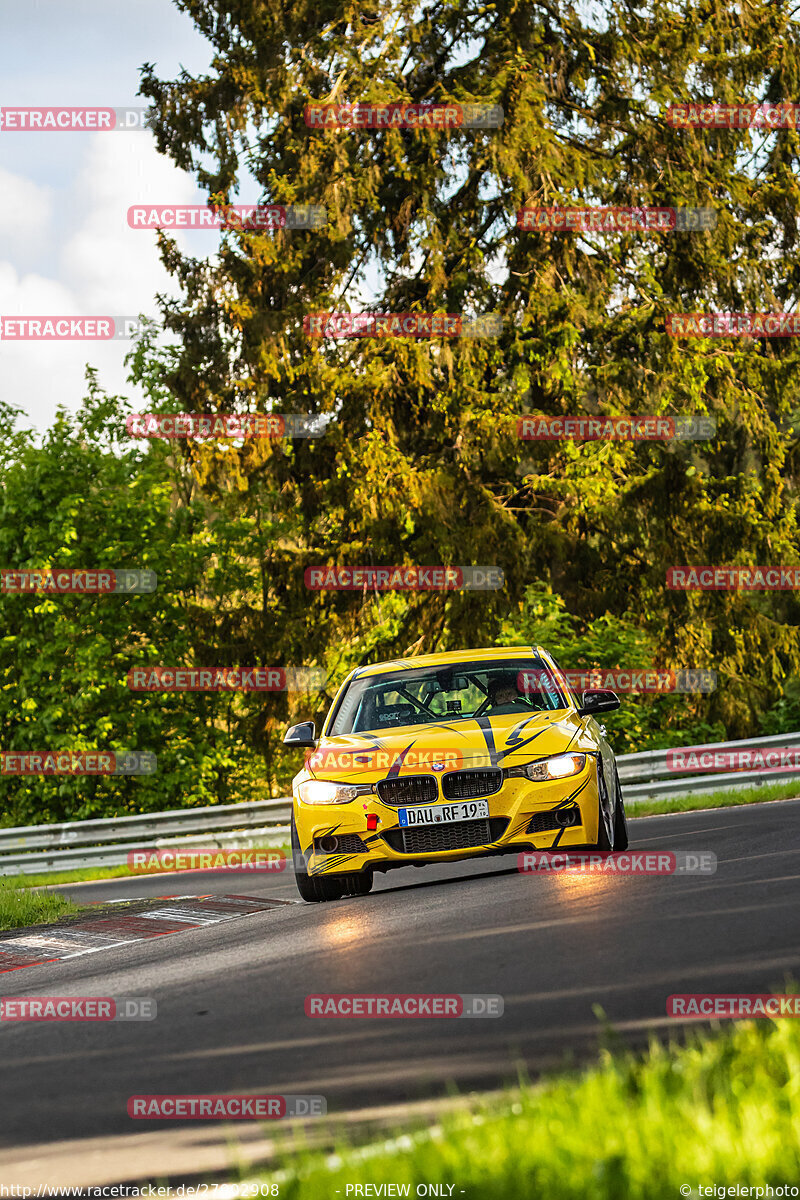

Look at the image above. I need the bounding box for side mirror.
[577,689,620,718]
[283,721,317,749]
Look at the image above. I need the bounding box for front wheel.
[593,761,615,850]
[291,816,374,902]
[612,763,629,851]
[291,815,344,902]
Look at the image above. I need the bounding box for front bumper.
[293,760,603,876]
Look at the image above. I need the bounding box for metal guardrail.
[0,799,291,853]
[618,730,800,801]
[1,732,798,875]
[0,799,291,876]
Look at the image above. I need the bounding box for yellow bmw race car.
[283,646,628,901]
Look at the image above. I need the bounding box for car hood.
[306,710,586,783]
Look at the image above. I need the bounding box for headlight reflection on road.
[542,867,623,905]
[318,913,368,947]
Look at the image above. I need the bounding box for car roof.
[349,646,550,680]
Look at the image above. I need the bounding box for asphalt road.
[1,800,799,1155]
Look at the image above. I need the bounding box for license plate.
[397,801,490,827]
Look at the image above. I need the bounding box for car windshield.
[327,658,568,736]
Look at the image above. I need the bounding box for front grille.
[314,833,367,855]
[442,768,503,800]
[526,805,581,835]
[383,816,509,855]
[376,775,438,806]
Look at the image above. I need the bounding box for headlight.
[296,780,373,805]
[506,753,586,782]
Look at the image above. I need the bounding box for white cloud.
[0,134,206,432]
[0,260,128,431]
[0,0,216,435]
[0,168,54,261]
[60,134,201,312]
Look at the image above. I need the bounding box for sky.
[0,1,497,437]
[0,0,217,433]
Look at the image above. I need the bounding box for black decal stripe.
[505,714,556,741]
[509,712,549,739]
[473,717,500,765]
[498,727,554,761]
[387,742,419,779]
[557,776,592,808]
[311,854,357,874]
[505,816,533,840]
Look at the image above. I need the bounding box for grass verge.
[0,878,83,930]
[253,1015,800,1198]
[628,779,800,817]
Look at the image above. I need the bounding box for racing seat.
[373,703,420,729]
[352,697,420,732]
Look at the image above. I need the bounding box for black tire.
[593,761,614,850]
[612,763,629,851]
[291,815,344,902]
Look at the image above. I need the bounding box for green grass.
[628,779,800,817]
[253,1014,800,1199]
[0,878,83,929]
